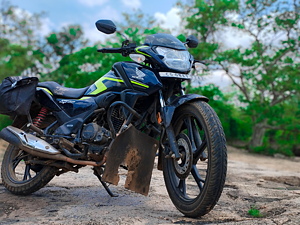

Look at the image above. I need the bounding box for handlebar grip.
[97,48,123,53]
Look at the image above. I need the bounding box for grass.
[248,206,263,218]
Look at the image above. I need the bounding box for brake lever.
[121,42,137,57]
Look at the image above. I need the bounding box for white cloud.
[84,6,121,44]
[192,70,233,90]
[83,22,108,44]
[39,17,54,36]
[78,0,108,7]
[121,0,141,9]
[216,27,254,50]
[96,5,121,22]
[154,7,181,33]
[12,8,54,37]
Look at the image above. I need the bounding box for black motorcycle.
[0,20,227,218]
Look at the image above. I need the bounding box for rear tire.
[1,144,58,195]
[163,101,227,217]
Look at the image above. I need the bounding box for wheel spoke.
[23,164,32,181]
[191,119,202,147]
[184,116,196,151]
[191,165,205,191]
[186,118,207,163]
[178,179,187,196]
[12,152,27,170]
[193,139,207,163]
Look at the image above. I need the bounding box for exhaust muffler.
[0,126,60,154]
[0,126,103,166]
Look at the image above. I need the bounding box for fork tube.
[159,90,181,160]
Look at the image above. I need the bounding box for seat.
[38,81,89,99]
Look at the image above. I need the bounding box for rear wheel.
[1,144,58,195]
[163,101,227,217]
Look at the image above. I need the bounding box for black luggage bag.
[0,76,39,116]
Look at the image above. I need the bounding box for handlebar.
[97,42,137,56]
[97,48,123,53]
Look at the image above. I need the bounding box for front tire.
[1,144,58,195]
[163,101,227,218]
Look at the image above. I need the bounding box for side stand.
[93,167,118,197]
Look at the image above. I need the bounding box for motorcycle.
[0,19,227,218]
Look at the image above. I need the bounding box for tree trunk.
[249,120,267,149]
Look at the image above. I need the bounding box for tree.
[0,38,44,80]
[119,10,167,46]
[179,0,239,59]
[46,45,125,87]
[215,0,300,149]
[182,0,300,154]
[0,1,46,79]
[43,25,88,59]
[0,1,90,78]
[36,24,89,77]
[0,0,44,46]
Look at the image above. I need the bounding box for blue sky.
[10,0,181,42]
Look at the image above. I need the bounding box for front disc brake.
[172,133,193,179]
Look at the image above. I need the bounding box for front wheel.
[163,101,227,218]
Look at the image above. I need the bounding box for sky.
[9,0,182,43]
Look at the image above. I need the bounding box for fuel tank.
[84,62,163,96]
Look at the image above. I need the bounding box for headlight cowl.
[156,47,191,72]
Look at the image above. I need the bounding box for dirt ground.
[0,140,300,225]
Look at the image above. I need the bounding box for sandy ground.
[0,140,300,225]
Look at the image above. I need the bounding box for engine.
[82,123,111,144]
[81,123,111,157]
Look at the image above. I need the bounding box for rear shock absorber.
[33,107,48,128]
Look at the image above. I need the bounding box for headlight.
[156,47,191,72]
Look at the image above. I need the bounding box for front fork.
[159,90,181,160]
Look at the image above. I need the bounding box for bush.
[187,84,252,142]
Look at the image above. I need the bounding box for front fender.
[157,94,208,171]
[162,94,209,127]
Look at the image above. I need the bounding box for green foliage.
[45,45,126,87]
[189,42,219,60]
[185,0,239,40]
[187,84,252,142]
[120,10,168,46]
[0,3,44,46]
[0,115,12,130]
[248,206,263,218]
[43,25,88,58]
[0,38,41,80]
[184,0,300,155]
[47,33,59,45]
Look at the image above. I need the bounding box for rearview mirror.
[186,35,199,48]
[95,20,117,34]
